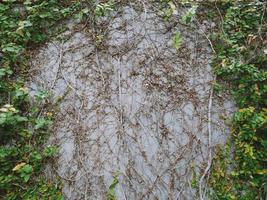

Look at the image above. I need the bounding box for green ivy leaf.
[2,44,22,54]
[44,145,58,157]
[21,164,33,174]
[181,5,198,24]
[34,118,52,130]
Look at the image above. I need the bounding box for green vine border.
[209,1,267,199]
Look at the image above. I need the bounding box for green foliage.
[158,1,178,21]
[75,0,114,22]
[0,0,80,199]
[44,145,59,157]
[95,1,114,17]
[209,1,267,199]
[107,173,119,200]
[181,5,198,24]
[173,31,182,50]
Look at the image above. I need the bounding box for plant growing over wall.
[0,0,80,199]
[209,1,267,199]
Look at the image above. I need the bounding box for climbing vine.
[1,0,266,199]
[209,1,267,199]
[0,0,81,199]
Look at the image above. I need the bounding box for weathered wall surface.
[29,3,234,200]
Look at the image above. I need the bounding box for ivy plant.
[209,1,267,199]
[0,0,81,199]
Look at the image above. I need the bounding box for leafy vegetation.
[107,173,119,200]
[1,0,266,199]
[0,0,80,199]
[209,1,267,199]
[173,31,182,50]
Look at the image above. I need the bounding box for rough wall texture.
[29,3,234,200]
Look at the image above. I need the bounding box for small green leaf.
[34,118,52,130]
[181,5,198,24]
[2,44,22,54]
[19,130,33,138]
[35,89,49,100]
[44,145,58,157]
[107,173,119,200]
[23,174,31,182]
[21,164,33,174]
[15,116,28,122]
[173,31,182,50]
[31,151,42,161]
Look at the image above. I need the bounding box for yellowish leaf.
[256,169,267,175]
[13,162,26,171]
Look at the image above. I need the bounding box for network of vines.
[0,0,266,200]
